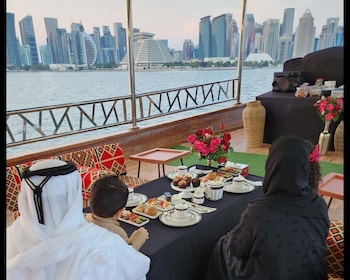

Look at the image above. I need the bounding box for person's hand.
[136,227,149,240]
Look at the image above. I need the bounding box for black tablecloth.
[121,172,263,280]
[256,91,341,150]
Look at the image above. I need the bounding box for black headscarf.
[252,135,328,219]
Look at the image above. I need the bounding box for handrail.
[6,78,239,147]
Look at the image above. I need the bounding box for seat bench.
[6,143,148,219]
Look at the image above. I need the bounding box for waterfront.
[6,67,281,110]
[6,67,281,156]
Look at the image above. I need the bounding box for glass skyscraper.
[19,15,39,65]
[6,12,21,68]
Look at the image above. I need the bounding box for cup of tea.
[176,165,188,176]
[232,176,245,189]
[128,187,135,200]
[174,203,188,218]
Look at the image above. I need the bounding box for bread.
[135,203,146,212]
[177,179,188,188]
[144,206,158,216]
[207,172,217,180]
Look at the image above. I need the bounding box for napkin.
[186,202,216,214]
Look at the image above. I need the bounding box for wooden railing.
[6,78,239,148]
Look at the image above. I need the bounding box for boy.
[86,174,149,250]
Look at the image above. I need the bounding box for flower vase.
[318,121,331,155]
[242,100,266,148]
[207,159,212,167]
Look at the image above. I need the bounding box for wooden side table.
[129,148,190,178]
[318,172,343,209]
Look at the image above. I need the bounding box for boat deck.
[6,128,343,226]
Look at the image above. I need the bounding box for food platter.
[118,211,149,227]
[171,182,195,199]
[159,210,202,227]
[126,193,148,208]
[217,167,242,177]
[145,197,174,211]
[223,183,255,193]
[132,207,162,219]
[170,182,195,192]
[166,171,198,180]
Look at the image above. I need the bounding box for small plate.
[118,213,149,227]
[126,193,148,208]
[159,210,202,227]
[166,171,198,180]
[224,183,255,193]
[217,167,242,177]
[146,198,174,211]
[171,182,195,192]
[132,207,162,219]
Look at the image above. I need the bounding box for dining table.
[118,165,264,280]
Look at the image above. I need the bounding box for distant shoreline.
[7,65,283,73]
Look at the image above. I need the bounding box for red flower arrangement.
[187,124,233,163]
[313,96,343,123]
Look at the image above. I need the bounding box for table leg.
[180,158,184,165]
[137,162,141,178]
[162,164,165,176]
[327,198,333,209]
[157,164,161,178]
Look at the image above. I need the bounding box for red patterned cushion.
[78,166,113,200]
[94,143,126,174]
[326,219,344,278]
[6,166,22,212]
[63,148,102,169]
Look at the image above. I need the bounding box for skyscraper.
[293,9,316,57]
[113,22,127,63]
[19,15,39,65]
[211,14,232,57]
[183,39,194,61]
[70,22,97,66]
[198,16,211,60]
[318,17,340,50]
[262,18,280,60]
[243,14,256,59]
[44,17,58,64]
[6,12,21,68]
[280,8,295,37]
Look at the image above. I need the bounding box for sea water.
[6,67,281,110]
[6,67,282,156]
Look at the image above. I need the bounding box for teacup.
[232,176,245,189]
[176,165,188,176]
[174,203,188,218]
[128,187,135,200]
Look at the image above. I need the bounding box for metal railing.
[7,78,239,147]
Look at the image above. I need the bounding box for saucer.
[223,183,255,194]
[159,210,202,227]
[126,193,148,207]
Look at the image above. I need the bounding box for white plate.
[171,182,195,192]
[118,215,149,227]
[159,210,202,227]
[132,207,162,219]
[126,193,148,208]
[224,183,255,193]
[166,171,198,180]
[145,198,174,212]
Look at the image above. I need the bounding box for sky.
[6,0,344,51]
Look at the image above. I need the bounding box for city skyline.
[7,0,344,51]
